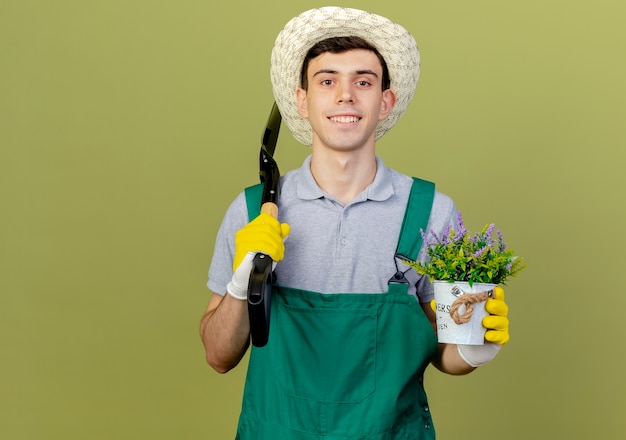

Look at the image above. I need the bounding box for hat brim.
[270,7,420,146]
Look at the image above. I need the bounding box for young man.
[200,7,510,439]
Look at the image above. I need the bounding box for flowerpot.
[432,281,496,345]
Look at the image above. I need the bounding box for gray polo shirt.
[207,155,459,302]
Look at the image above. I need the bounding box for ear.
[296,88,309,118]
[378,89,397,120]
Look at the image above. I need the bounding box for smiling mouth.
[329,116,360,123]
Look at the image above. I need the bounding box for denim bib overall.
[237,178,438,439]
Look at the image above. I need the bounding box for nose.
[336,81,354,103]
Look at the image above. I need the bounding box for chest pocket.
[271,301,378,404]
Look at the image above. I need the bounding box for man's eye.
[357,81,370,86]
[321,79,333,85]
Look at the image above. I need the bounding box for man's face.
[296,49,396,152]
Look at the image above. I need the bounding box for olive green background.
[1,0,624,439]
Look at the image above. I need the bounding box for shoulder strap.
[395,177,436,261]
[245,178,435,260]
[244,183,265,221]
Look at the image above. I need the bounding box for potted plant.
[404,212,525,344]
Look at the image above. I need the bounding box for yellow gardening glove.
[233,212,290,270]
[483,286,510,345]
[457,286,509,367]
[226,213,290,300]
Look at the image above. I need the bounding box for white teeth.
[330,116,359,123]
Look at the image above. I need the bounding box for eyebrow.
[312,69,379,78]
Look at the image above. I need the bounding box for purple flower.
[455,212,467,240]
[439,227,451,245]
[485,223,495,239]
[474,247,487,259]
[420,230,431,247]
[457,212,466,231]
[497,229,506,251]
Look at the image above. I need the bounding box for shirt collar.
[296,155,395,203]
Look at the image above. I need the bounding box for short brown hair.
[300,36,391,91]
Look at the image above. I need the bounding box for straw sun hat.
[270,6,420,146]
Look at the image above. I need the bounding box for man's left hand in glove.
[457,286,509,367]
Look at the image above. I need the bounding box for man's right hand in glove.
[226,213,290,300]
